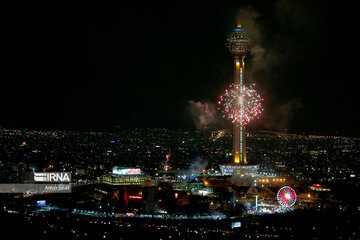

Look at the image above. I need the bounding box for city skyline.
[1,126,359,239]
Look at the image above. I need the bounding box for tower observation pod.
[226,24,254,164]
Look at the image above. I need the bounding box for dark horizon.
[1,0,359,137]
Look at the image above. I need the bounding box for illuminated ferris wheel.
[277,186,297,208]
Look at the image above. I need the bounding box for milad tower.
[219,24,260,176]
[226,24,254,164]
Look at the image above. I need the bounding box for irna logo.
[34,172,71,182]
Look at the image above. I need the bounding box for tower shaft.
[233,56,247,164]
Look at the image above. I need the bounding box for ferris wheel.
[277,186,297,208]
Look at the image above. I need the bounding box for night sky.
[1,1,359,136]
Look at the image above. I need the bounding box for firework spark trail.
[212,130,226,142]
[218,83,263,125]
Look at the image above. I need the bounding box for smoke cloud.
[187,100,218,130]
[186,157,208,181]
[235,5,305,132]
[259,98,304,132]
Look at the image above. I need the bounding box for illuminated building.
[172,182,213,195]
[172,182,203,192]
[102,167,147,186]
[310,183,331,191]
[220,164,259,176]
[226,24,254,164]
[254,177,286,186]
